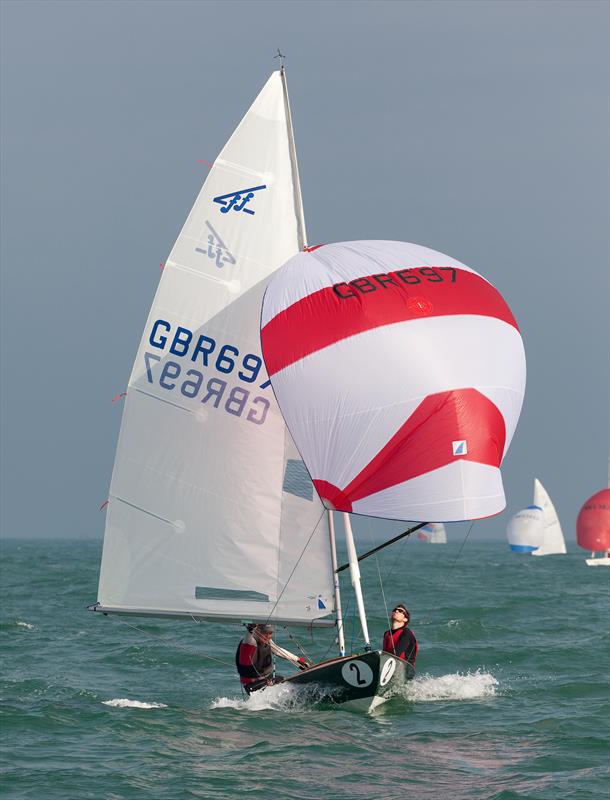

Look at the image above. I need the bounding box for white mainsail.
[96,72,335,626]
[531,479,566,556]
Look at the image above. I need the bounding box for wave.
[399,670,499,702]
[102,698,167,709]
[210,681,335,712]
[16,621,34,629]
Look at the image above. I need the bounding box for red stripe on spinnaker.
[262,267,518,376]
[313,389,506,512]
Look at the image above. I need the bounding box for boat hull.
[585,556,610,566]
[282,650,414,709]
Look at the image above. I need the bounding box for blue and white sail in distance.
[506,479,565,555]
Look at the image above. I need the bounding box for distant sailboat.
[577,459,610,566]
[531,480,566,556]
[417,523,447,544]
[506,505,543,553]
[506,479,565,555]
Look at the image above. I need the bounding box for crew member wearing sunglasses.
[382,605,418,667]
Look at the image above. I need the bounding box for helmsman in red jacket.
[382,604,418,668]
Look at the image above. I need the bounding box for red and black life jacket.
[235,640,273,683]
[382,625,418,667]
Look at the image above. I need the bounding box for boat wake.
[102,698,168,709]
[211,681,336,712]
[394,670,499,702]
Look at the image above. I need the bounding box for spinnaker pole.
[328,511,346,656]
[343,512,371,651]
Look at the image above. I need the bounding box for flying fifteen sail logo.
[195,221,236,269]
[213,185,267,215]
[452,440,468,456]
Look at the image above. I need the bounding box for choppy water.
[1,538,608,799]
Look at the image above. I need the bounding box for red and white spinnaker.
[261,240,526,522]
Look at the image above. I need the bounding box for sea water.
[1,539,608,799]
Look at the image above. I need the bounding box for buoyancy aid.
[235,637,273,683]
[382,625,418,667]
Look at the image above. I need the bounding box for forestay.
[97,72,334,625]
[261,240,526,522]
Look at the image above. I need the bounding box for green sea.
[1,538,608,799]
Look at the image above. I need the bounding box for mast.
[343,512,371,651]
[280,66,308,250]
[328,511,346,656]
[281,63,342,642]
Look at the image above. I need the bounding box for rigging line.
[112,616,231,667]
[438,521,475,595]
[376,521,414,588]
[371,522,414,656]
[282,625,313,664]
[318,596,352,663]
[365,517,392,639]
[264,507,326,625]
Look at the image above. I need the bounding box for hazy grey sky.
[1,0,608,541]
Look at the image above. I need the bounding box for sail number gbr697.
[143,319,271,426]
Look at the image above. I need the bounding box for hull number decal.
[341,660,373,688]
[379,658,396,687]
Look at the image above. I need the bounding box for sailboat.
[506,479,565,555]
[530,479,566,555]
[577,459,610,566]
[92,68,526,710]
[417,523,447,544]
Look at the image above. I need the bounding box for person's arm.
[270,640,310,669]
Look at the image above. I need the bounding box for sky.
[1,0,608,543]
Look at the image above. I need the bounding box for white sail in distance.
[96,72,334,625]
[418,523,447,543]
[531,479,566,555]
[428,523,447,544]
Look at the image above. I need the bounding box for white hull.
[585,556,610,566]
